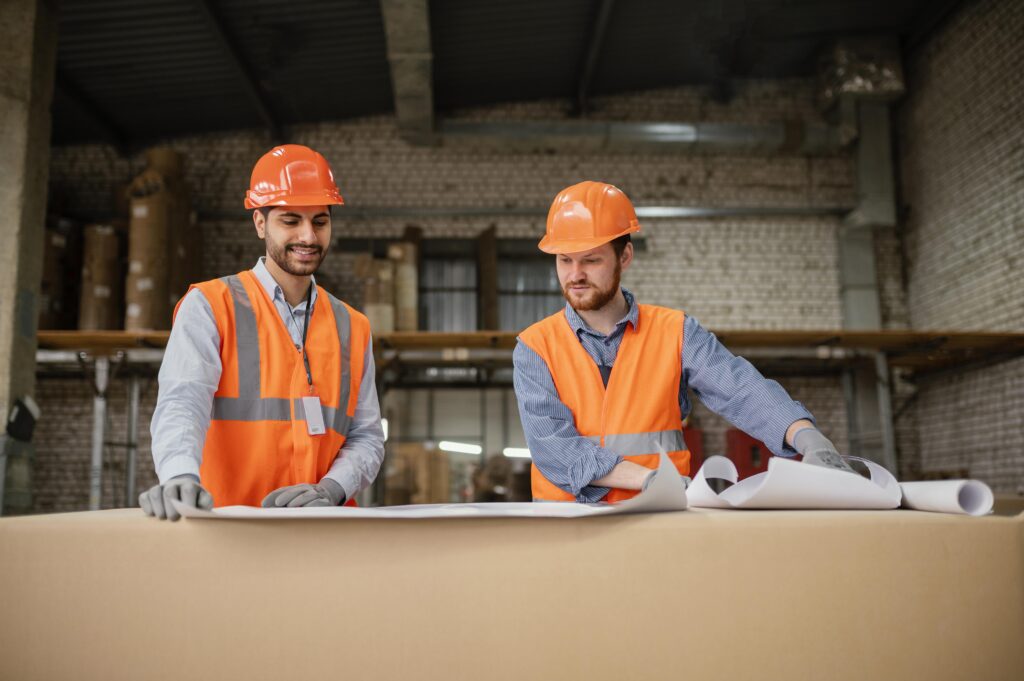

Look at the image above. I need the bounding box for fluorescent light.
[503,447,531,458]
[381,418,389,441]
[439,440,482,455]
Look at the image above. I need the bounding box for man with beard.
[514,181,847,502]
[140,145,384,520]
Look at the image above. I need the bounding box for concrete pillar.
[380,0,434,145]
[0,0,58,513]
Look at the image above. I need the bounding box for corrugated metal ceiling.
[52,0,947,146]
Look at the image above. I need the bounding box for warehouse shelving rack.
[35,329,1024,510]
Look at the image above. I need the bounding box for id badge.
[302,395,326,436]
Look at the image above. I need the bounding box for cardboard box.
[362,258,396,334]
[38,219,81,330]
[385,442,450,504]
[124,147,194,331]
[388,242,418,331]
[78,223,124,330]
[0,509,1021,680]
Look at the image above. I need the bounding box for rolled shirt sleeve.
[682,315,814,457]
[512,340,622,502]
[322,337,386,502]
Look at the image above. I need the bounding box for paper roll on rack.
[899,480,994,516]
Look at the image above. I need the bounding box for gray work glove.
[261,478,345,508]
[793,428,856,474]
[139,474,214,522]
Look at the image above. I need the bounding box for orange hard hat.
[244,144,345,209]
[539,181,640,254]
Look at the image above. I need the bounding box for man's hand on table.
[140,474,214,521]
[260,478,345,508]
[792,427,856,474]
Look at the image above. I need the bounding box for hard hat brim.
[244,191,345,210]
[537,224,640,255]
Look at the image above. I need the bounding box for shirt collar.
[253,256,318,311]
[564,287,639,337]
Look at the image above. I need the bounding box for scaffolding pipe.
[89,357,109,511]
[875,352,897,474]
[125,374,140,507]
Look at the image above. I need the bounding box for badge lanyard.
[300,283,326,436]
[301,282,314,392]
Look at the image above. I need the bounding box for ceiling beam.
[188,0,282,141]
[573,0,615,116]
[54,69,126,149]
[380,0,434,145]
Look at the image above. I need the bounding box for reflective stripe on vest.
[210,274,354,436]
[584,429,685,456]
[325,292,352,436]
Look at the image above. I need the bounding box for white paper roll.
[899,480,994,516]
[687,455,902,510]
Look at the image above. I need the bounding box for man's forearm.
[591,460,652,490]
[785,419,815,449]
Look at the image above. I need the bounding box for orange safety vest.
[175,270,370,507]
[519,304,691,502]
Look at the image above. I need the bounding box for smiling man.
[513,181,847,503]
[140,145,384,520]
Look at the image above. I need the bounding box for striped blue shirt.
[512,288,812,502]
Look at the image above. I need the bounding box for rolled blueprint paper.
[686,456,737,509]
[899,480,994,516]
[687,455,902,510]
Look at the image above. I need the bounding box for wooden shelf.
[36,329,1024,374]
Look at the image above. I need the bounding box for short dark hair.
[610,234,632,258]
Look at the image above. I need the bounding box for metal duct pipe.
[439,120,843,155]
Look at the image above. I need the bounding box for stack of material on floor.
[388,241,418,331]
[472,454,531,502]
[124,147,197,330]
[383,443,414,506]
[384,443,450,505]
[78,224,124,330]
[355,254,396,333]
[38,217,80,330]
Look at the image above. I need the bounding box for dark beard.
[267,238,326,276]
[562,261,621,312]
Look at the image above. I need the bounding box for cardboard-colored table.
[1,508,1022,680]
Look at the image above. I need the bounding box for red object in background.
[683,428,704,474]
[726,429,771,479]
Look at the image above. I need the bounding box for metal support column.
[838,97,900,473]
[874,352,897,474]
[124,373,140,507]
[89,356,109,511]
[479,388,487,462]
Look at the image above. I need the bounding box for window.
[419,258,477,332]
[498,259,562,331]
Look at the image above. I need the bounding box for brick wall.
[32,374,159,513]
[37,78,877,510]
[897,0,1024,492]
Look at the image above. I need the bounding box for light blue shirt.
[513,288,813,502]
[150,258,385,502]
